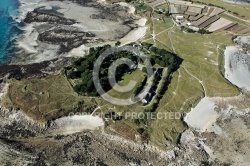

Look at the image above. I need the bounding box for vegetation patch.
[136,4,147,11]
[3,74,103,122]
[65,45,139,96]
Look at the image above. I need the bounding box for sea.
[0,0,22,64]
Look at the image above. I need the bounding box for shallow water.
[0,0,21,63]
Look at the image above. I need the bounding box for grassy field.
[101,11,241,149]
[152,17,173,34]
[170,29,239,97]
[2,3,243,150]
[194,0,250,19]
[139,14,240,148]
[3,74,104,122]
[107,69,146,99]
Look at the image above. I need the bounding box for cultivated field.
[194,0,250,19]
[207,17,232,32]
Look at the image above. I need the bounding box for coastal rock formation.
[38,28,98,54]
[224,36,250,91]
[24,10,76,25]
[0,57,74,80]
[12,0,138,65]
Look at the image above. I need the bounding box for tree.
[115,41,121,46]
[142,67,147,73]
[198,28,210,34]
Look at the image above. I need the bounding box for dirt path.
[167,23,177,53]
[165,26,207,97]
[182,66,207,97]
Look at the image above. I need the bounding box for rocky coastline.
[2,0,249,166]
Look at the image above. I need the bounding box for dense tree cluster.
[66,45,138,96]
[181,26,195,33]
[66,43,182,97]
[142,43,182,71]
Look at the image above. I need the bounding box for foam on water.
[0,0,21,63]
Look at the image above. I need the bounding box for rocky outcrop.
[0,57,73,80]
[38,29,99,54]
[24,10,75,25]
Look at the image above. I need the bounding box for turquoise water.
[0,0,21,63]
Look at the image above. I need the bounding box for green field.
[140,14,240,148]
[3,74,104,122]
[107,69,146,99]
[2,1,244,150]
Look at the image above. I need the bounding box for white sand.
[15,0,147,64]
[67,44,90,57]
[184,97,219,132]
[224,46,250,91]
[120,15,147,45]
[135,18,147,26]
[120,27,147,46]
[52,115,104,135]
[14,0,134,64]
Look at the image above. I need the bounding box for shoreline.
[12,0,147,65]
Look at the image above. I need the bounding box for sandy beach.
[120,27,147,46]
[49,115,104,135]
[13,0,145,64]
[184,97,219,132]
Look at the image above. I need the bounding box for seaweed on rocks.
[0,57,74,80]
[38,29,96,53]
[24,10,75,25]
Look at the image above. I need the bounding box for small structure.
[153,68,162,78]
[129,63,137,70]
[176,15,184,20]
[142,93,152,104]
[142,87,156,104]
[155,8,165,14]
